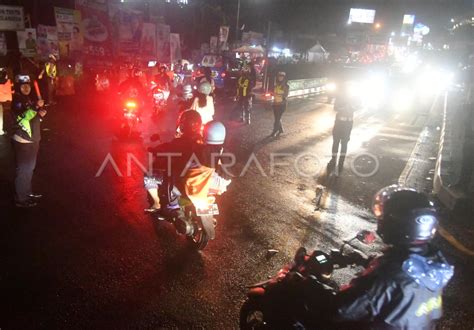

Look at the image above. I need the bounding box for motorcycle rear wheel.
[240,298,267,330]
[187,217,209,250]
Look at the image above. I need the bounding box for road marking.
[438,226,474,256]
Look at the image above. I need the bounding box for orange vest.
[0,80,12,102]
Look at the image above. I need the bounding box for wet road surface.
[0,90,472,328]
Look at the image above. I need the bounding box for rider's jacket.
[333,245,454,330]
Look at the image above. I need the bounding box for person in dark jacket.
[327,85,355,175]
[11,74,46,207]
[329,186,454,329]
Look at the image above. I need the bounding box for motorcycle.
[119,98,141,138]
[240,230,376,329]
[150,81,170,115]
[147,166,231,250]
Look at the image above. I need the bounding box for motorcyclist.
[118,67,146,100]
[145,110,203,214]
[155,65,171,91]
[145,115,230,235]
[236,66,252,124]
[304,186,454,329]
[190,81,215,124]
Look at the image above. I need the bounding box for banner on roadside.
[75,0,112,58]
[54,7,83,58]
[17,28,37,58]
[156,23,170,62]
[37,25,59,60]
[140,22,157,58]
[169,33,181,63]
[0,5,25,31]
[109,4,144,58]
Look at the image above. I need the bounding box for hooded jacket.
[333,245,454,330]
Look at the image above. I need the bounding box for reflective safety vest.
[0,79,12,102]
[274,83,287,104]
[45,62,57,79]
[237,76,250,97]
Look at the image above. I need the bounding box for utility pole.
[235,0,241,41]
[263,20,272,92]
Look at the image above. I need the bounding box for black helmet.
[0,68,8,84]
[178,110,202,137]
[372,185,438,246]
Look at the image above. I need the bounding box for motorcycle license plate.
[196,204,219,216]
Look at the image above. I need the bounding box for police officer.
[236,67,252,124]
[271,71,289,137]
[330,186,454,328]
[11,74,46,208]
[38,54,57,105]
[327,84,355,175]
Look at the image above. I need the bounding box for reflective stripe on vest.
[45,63,57,78]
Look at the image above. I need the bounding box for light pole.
[235,0,241,41]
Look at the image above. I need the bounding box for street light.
[391,31,396,37]
[235,0,241,41]
[374,22,381,29]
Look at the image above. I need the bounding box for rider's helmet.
[182,84,193,99]
[198,81,212,96]
[372,185,439,246]
[277,71,286,77]
[178,110,202,137]
[14,74,31,85]
[203,121,226,145]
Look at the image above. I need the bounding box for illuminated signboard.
[348,8,376,24]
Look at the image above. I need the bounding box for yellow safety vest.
[45,62,57,79]
[237,77,249,97]
[274,84,286,103]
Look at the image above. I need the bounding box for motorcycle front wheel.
[240,298,267,330]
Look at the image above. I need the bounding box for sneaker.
[15,200,38,208]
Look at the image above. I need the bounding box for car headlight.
[326,82,337,92]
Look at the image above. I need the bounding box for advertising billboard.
[348,8,376,24]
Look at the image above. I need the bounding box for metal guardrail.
[287,77,328,98]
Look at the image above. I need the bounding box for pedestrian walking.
[270,71,289,137]
[11,74,46,207]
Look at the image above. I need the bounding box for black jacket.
[332,246,454,330]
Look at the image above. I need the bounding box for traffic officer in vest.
[327,82,356,176]
[0,67,12,135]
[38,54,57,105]
[270,71,289,137]
[236,66,252,124]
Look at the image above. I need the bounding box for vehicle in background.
[200,54,241,93]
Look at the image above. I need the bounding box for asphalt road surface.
[0,89,472,329]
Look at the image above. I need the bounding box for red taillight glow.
[125,101,137,108]
[265,93,271,97]
[221,72,226,78]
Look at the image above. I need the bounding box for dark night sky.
[3,0,473,48]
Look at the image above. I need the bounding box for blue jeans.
[13,141,39,202]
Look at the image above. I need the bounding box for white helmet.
[198,81,212,96]
[203,121,226,145]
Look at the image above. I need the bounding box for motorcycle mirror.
[150,134,161,142]
[294,247,307,265]
[356,230,376,245]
